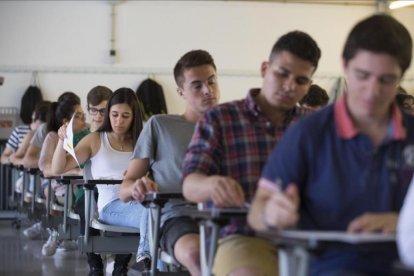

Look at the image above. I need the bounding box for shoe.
[23,222,42,240]
[42,229,59,256]
[56,240,77,252]
[131,256,151,272]
[14,176,23,193]
[88,267,104,276]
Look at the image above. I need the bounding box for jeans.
[100,199,150,258]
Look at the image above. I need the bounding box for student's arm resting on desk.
[13,129,35,159]
[248,178,299,231]
[347,212,398,233]
[22,144,41,168]
[120,158,156,202]
[183,172,245,207]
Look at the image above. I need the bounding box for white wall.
[0,1,413,115]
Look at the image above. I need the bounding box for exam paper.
[63,114,81,168]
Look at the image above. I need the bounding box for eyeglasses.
[88,107,106,116]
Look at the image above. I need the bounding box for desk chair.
[186,206,248,276]
[141,192,190,276]
[55,175,82,241]
[258,230,397,276]
[73,179,140,255]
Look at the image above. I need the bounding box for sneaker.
[130,255,151,272]
[23,222,42,240]
[56,240,78,252]
[42,229,59,256]
[14,176,23,193]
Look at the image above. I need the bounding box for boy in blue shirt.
[249,14,414,275]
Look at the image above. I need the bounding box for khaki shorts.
[213,234,278,276]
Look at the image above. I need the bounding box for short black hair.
[269,31,321,71]
[342,14,412,75]
[300,84,329,107]
[174,49,216,88]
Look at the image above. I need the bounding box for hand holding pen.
[262,178,300,229]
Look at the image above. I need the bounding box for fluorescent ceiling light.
[389,0,414,10]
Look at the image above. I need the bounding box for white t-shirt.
[90,132,132,213]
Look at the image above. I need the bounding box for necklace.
[110,133,125,151]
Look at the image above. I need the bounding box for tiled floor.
[0,216,141,276]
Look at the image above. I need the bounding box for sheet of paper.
[63,114,81,168]
[275,230,395,244]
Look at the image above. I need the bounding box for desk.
[141,192,185,275]
[185,207,248,276]
[258,230,396,276]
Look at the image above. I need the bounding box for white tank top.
[91,132,132,213]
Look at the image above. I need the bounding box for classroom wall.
[0,1,413,116]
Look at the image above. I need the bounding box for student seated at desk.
[182,31,321,275]
[52,88,148,276]
[20,92,80,240]
[38,97,88,256]
[1,101,49,166]
[120,49,220,274]
[248,14,414,276]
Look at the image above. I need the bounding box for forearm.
[248,189,270,232]
[23,153,39,169]
[15,130,34,157]
[119,178,135,202]
[183,173,213,203]
[51,140,69,175]
[1,148,12,164]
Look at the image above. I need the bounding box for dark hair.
[396,93,414,112]
[87,86,112,107]
[342,14,412,75]
[97,87,143,143]
[20,86,43,124]
[136,79,168,121]
[269,31,321,71]
[397,86,408,95]
[174,49,217,87]
[57,91,80,104]
[46,99,79,133]
[300,84,329,107]
[33,101,51,123]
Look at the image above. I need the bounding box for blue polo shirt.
[261,95,414,275]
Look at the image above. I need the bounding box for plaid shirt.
[183,88,312,236]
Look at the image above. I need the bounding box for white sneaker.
[23,222,42,240]
[14,176,23,193]
[42,229,59,256]
[56,240,77,252]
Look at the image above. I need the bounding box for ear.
[177,87,184,97]
[260,61,269,78]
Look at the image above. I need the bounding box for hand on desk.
[131,176,158,202]
[347,212,398,234]
[263,183,300,229]
[208,176,245,207]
